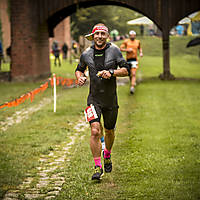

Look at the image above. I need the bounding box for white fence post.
[53,73,56,113]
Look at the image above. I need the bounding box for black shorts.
[89,103,118,130]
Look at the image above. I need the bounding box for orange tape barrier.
[49,76,78,87]
[0,76,78,110]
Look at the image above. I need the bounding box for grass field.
[0,36,200,199]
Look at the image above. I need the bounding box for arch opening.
[47,1,161,38]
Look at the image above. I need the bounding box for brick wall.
[49,17,71,58]
[11,0,50,81]
[64,17,71,58]
[11,0,72,81]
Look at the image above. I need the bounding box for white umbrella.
[127,16,153,25]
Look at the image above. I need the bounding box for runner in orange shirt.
[120,30,143,94]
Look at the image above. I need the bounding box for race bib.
[84,104,98,122]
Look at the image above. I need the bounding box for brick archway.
[10,0,200,81]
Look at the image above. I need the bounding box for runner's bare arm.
[113,67,129,77]
[120,42,128,52]
[138,42,143,57]
[75,71,87,86]
[120,41,132,52]
[75,54,87,86]
[99,67,128,79]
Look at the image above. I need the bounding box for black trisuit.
[76,43,129,130]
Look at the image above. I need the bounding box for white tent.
[178,12,200,24]
[127,16,153,25]
[178,17,191,24]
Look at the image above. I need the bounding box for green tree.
[71,5,141,41]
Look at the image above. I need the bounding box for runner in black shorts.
[89,102,118,130]
[75,23,130,180]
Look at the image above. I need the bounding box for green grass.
[0,62,10,72]
[0,59,78,122]
[0,82,43,105]
[0,59,77,104]
[54,79,200,200]
[139,55,200,79]
[117,36,200,79]
[0,86,88,198]
[0,57,84,199]
[0,36,200,199]
[122,35,200,57]
[113,81,200,199]
[50,56,79,78]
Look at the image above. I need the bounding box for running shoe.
[130,87,135,94]
[104,157,112,173]
[91,166,104,180]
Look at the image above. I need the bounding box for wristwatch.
[109,69,114,77]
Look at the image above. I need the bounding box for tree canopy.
[71,5,142,41]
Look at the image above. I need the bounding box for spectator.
[52,41,61,66]
[62,43,68,60]
[176,25,184,36]
[72,40,78,55]
[140,25,144,36]
[6,46,11,57]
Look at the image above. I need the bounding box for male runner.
[120,30,143,94]
[75,23,129,180]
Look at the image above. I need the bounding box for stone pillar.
[64,17,71,59]
[10,0,50,81]
[163,32,170,76]
[0,0,11,59]
[159,0,175,80]
[159,30,175,80]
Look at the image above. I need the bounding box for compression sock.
[94,157,102,168]
[104,148,111,158]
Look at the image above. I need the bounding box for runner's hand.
[140,52,143,57]
[78,76,87,86]
[127,48,133,52]
[99,70,111,79]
